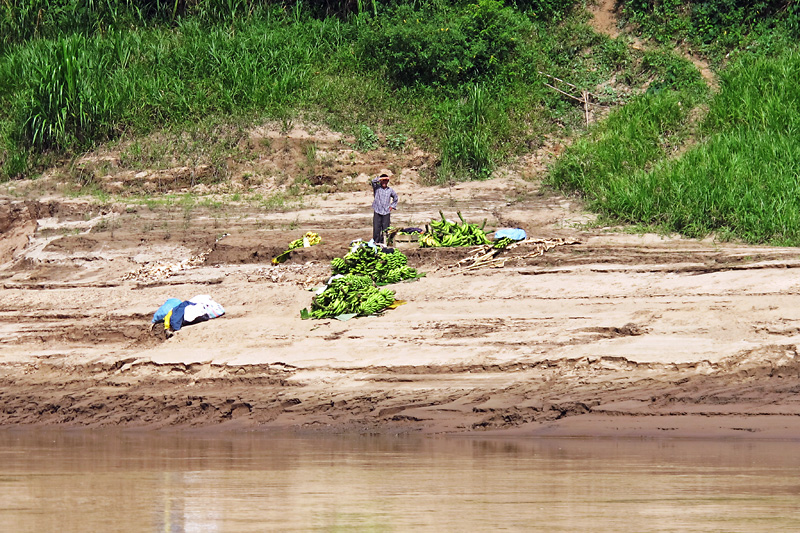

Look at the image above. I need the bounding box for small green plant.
[2,148,29,180]
[302,141,318,174]
[386,133,408,152]
[262,192,287,210]
[355,125,379,151]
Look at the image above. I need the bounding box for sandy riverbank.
[3,145,800,438]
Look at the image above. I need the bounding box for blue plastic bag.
[494,228,527,241]
[152,298,182,323]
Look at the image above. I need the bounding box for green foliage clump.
[354,124,379,151]
[386,133,408,151]
[689,0,792,47]
[620,0,800,53]
[357,0,529,87]
[639,50,707,95]
[620,0,689,43]
[513,0,581,22]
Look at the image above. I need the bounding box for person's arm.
[370,177,379,196]
[390,189,399,211]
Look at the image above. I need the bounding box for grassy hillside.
[550,2,800,245]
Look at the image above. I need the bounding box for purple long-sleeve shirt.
[371,178,398,215]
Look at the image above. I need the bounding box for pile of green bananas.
[418,211,490,247]
[331,244,422,284]
[306,274,396,318]
[273,232,321,264]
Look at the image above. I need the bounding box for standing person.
[371,169,398,244]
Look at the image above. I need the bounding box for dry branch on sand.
[446,238,579,274]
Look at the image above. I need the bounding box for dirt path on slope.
[587,0,717,88]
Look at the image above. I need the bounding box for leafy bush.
[357,0,529,87]
[689,0,786,45]
[620,0,794,49]
[621,0,689,42]
[513,0,580,22]
[386,133,408,151]
[355,124,379,151]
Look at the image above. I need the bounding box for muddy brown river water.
[1,432,799,532]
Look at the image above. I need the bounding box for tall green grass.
[0,0,350,52]
[551,47,800,245]
[0,15,328,175]
[439,84,496,181]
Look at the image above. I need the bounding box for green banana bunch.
[308,274,396,318]
[418,211,490,247]
[330,244,422,285]
[357,288,396,315]
[273,232,322,264]
[493,236,515,249]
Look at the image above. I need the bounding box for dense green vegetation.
[551,3,800,245]
[620,0,800,58]
[2,0,800,245]
[0,0,692,182]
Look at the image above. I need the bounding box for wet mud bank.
[3,346,800,438]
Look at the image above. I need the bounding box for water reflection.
[1,431,799,532]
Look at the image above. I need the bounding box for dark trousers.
[373,212,391,244]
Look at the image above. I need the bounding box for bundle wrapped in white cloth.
[182,294,225,324]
